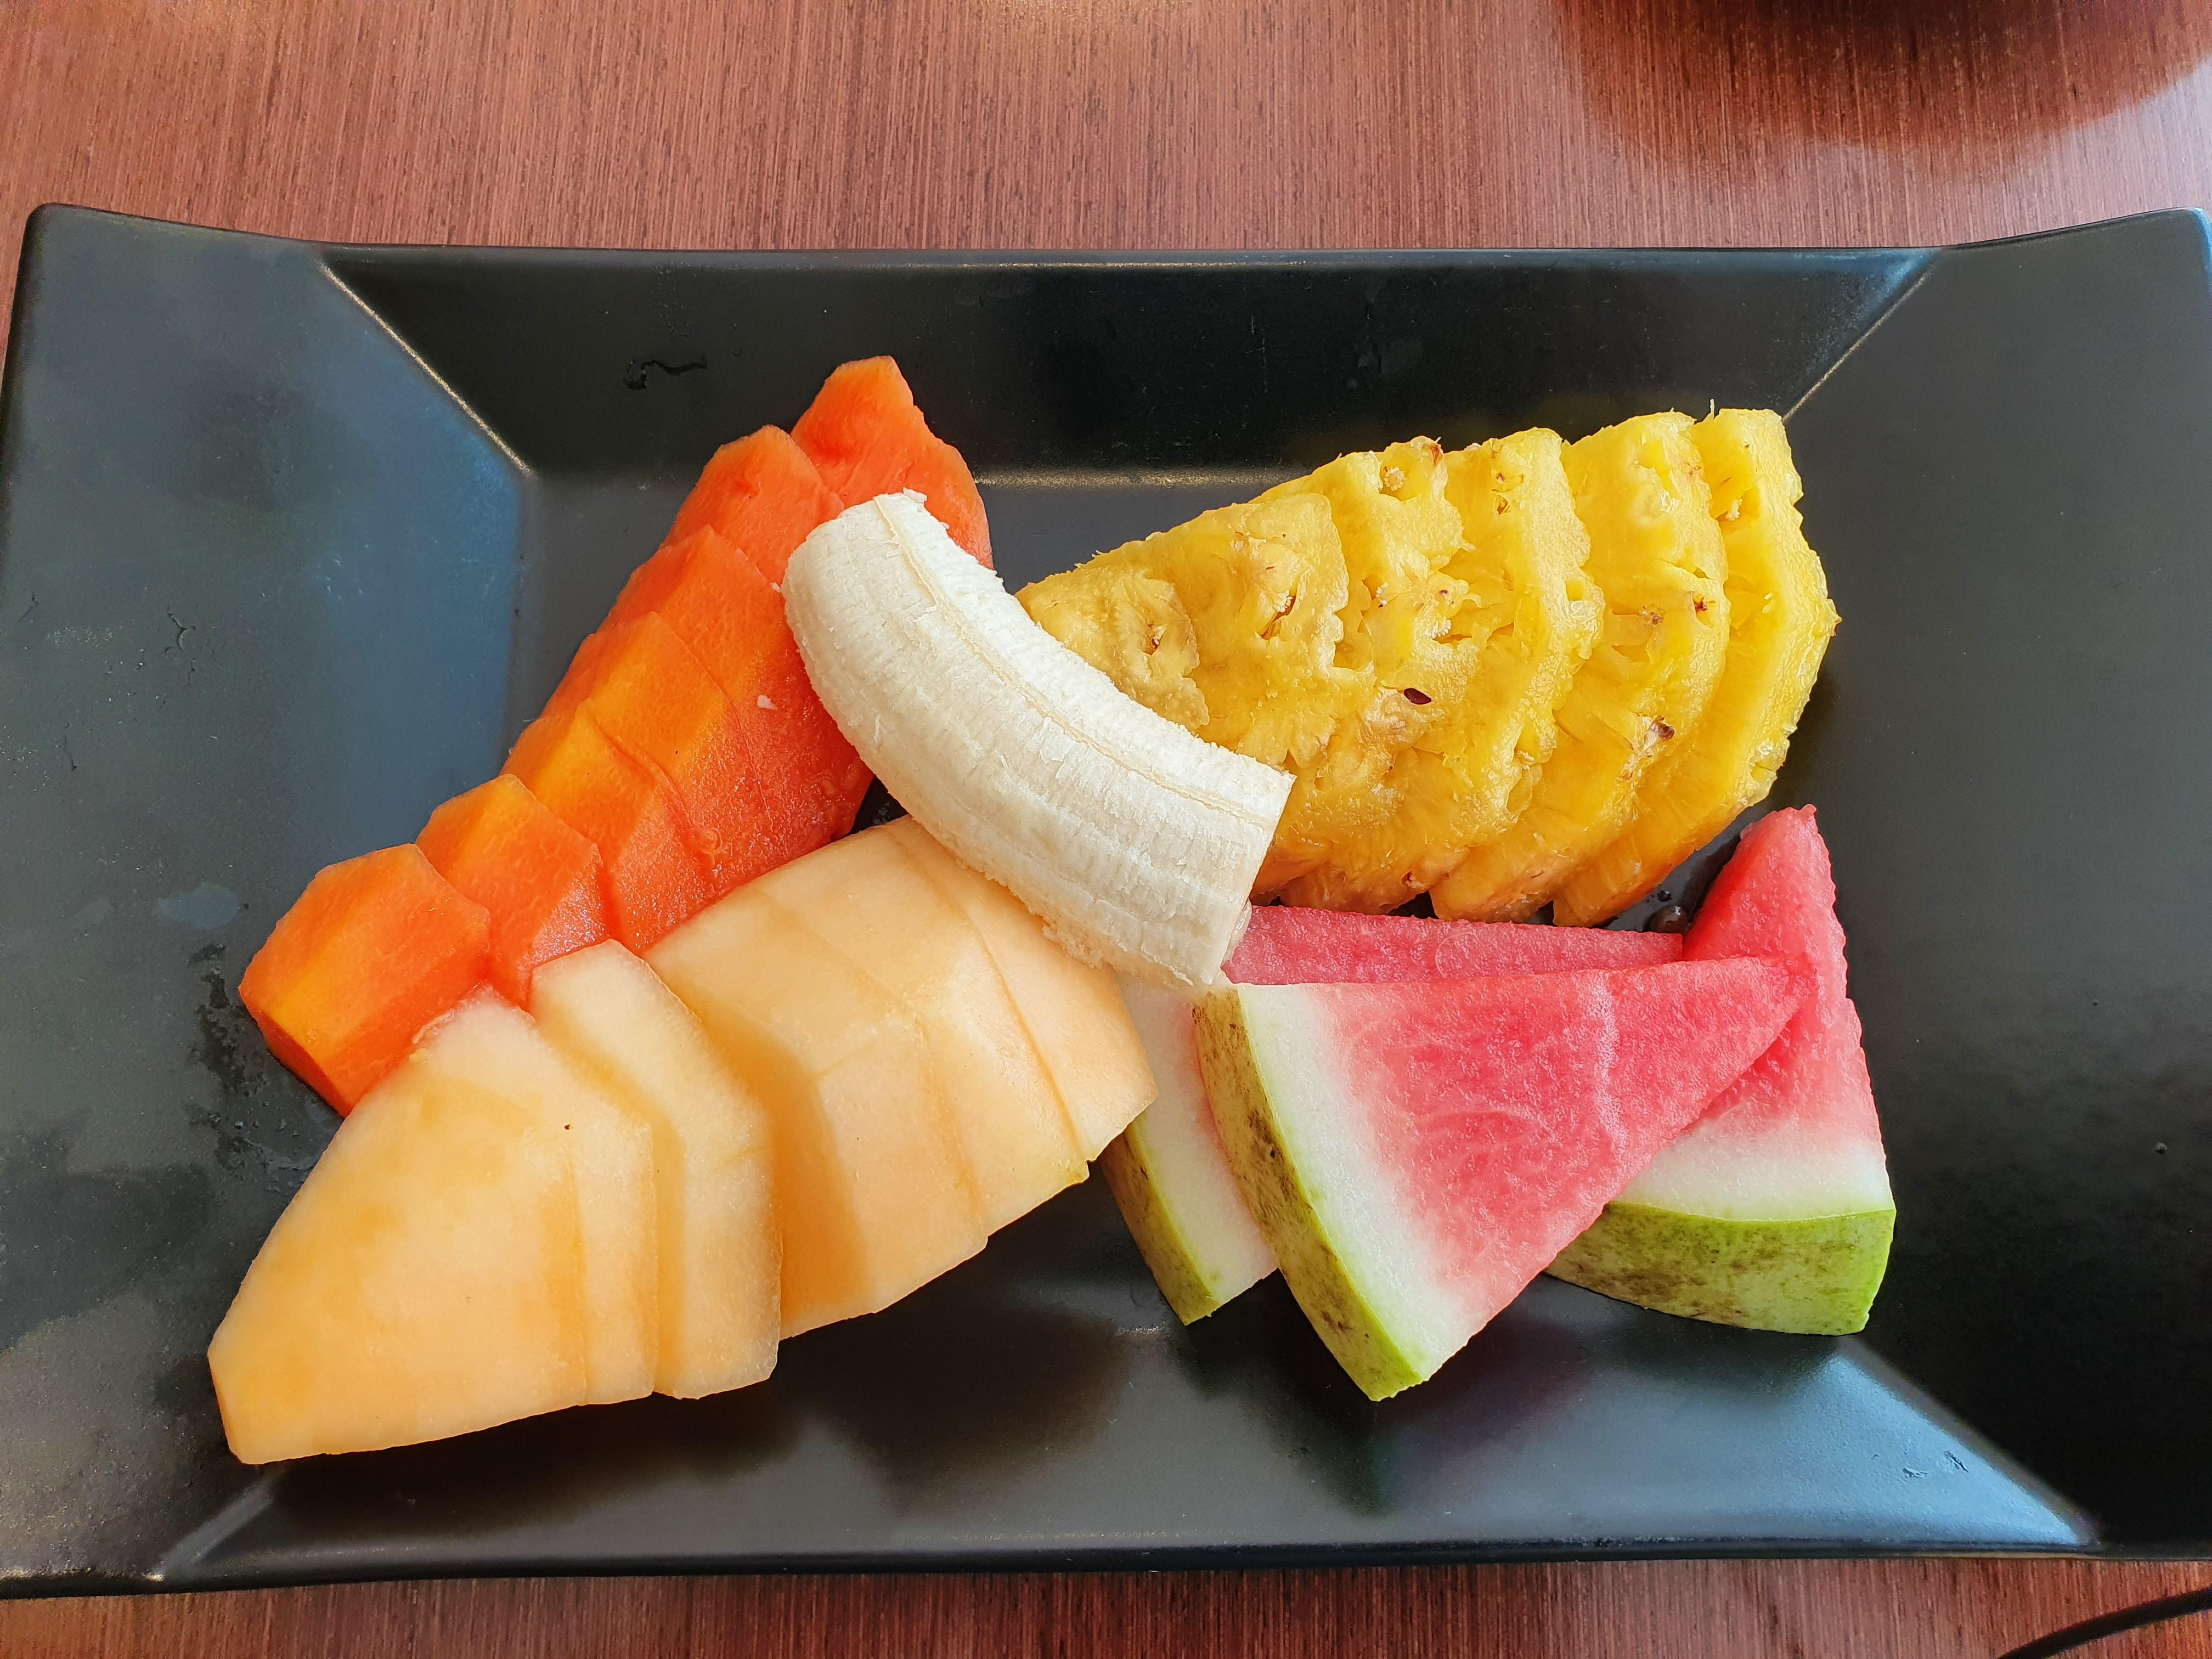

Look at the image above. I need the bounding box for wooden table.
[6,0,2212,1651]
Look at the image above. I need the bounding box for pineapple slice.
[1021,446,1477,900]
[1553,410,1838,925]
[1279,429,1601,909]
[1430,413,1731,923]
[1018,490,1355,768]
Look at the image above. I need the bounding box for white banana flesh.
[785,493,1292,989]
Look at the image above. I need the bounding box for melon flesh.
[407,995,658,1403]
[207,1004,617,1463]
[751,825,1087,1233]
[1226,905,1683,984]
[648,887,984,1338]
[531,941,780,1397]
[1106,906,1681,1325]
[1099,978,1274,1323]
[1548,806,1894,1333]
[883,816,1155,1159]
[1196,958,1805,1398]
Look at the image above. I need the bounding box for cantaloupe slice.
[418,775,608,1002]
[506,706,715,950]
[238,845,492,1114]
[208,1052,585,1464]
[208,994,657,1461]
[531,941,780,1398]
[664,426,845,586]
[752,826,1086,1233]
[648,888,983,1338]
[408,995,658,1404]
[793,358,992,567]
[882,817,1154,1159]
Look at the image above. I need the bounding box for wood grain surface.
[6,0,2212,1652]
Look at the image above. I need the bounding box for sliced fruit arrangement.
[1022,409,1833,926]
[218,354,1886,1460]
[1548,807,1894,1333]
[240,358,984,1115]
[1102,909,1684,1323]
[785,493,1293,989]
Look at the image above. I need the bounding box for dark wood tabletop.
[7,0,2212,1652]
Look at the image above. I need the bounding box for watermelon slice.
[1102,976,1276,1323]
[1226,905,1683,983]
[1194,958,1806,1398]
[1103,907,1684,1324]
[1548,806,1895,1334]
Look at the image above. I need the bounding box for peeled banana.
[783,493,1293,989]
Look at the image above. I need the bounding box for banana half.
[784,493,1294,990]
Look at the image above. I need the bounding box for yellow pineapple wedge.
[1278,429,1601,909]
[1552,410,1839,925]
[1015,487,1364,818]
[1020,436,1604,910]
[1430,412,1731,923]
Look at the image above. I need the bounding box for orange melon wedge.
[648,886,984,1338]
[532,941,779,1398]
[883,817,1155,1158]
[207,992,655,1462]
[752,824,1087,1232]
[408,994,657,1403]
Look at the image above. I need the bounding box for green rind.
[1193,990,1427,1400]
[1097,1131,1232,1324]
[1547,1201,1895,1335]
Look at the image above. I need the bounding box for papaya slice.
[238,845,491,1113]
[664,426,844,586]
[505,707,714,951]
[794,357,992,567]
[574,613,762,894]
[610,528,785,693]
[618,526,873,860]
[418,775,609,1002]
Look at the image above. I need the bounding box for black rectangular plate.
[4,208,2210,1590]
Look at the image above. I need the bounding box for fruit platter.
[5,210,2212,1584]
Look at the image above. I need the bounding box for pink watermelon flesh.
[1196,956,1807,1398]
[1630,806,1893,1216]
[1226,905,1682,984]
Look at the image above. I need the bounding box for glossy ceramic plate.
[4,207,2210,1592]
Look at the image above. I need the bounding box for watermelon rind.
[1548,1203,1894,1334]
[1193,985,1458,1400]
[1098,979,1276,1324]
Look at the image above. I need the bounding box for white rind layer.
[1116,977,1276,1302]
[1616,1114,1894,1219]
[1235,984,1466,1375]
[786,493,1293,988]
